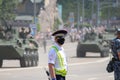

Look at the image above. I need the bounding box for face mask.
[57,37,65,45]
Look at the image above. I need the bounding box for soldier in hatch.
[19,27,31,39]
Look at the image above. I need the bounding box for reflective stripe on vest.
[52,46,67,76]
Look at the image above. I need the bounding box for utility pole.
[34,0,36,25]
[77,0,80,30]
[97,0,100,27]
[91,0,94,25]
[107,7,110,28]
[82,0,85,24]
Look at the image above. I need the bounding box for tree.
[0,0,18,26]
[100,0,120,19]
[57,0,120,23]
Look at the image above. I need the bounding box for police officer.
[48,30,68,80]
[111,29,120,80]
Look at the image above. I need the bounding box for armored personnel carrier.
[76,28,115,57]
[0,22,39,67]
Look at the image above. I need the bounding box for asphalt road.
[0,41,114,80]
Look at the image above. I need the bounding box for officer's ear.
[55,36,58,41]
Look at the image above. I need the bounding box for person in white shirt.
[48,30,68,80]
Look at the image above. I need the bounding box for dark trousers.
[56,75,65,80]
[113,61,120,80]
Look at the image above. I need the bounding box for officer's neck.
[56,42,62,47]
[58,43,62,46]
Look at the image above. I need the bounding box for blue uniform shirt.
[111,38,120,60]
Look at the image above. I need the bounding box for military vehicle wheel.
[77,48,86,57]
[30,50,35,66]
[77,44,86,57]
[78,51,86,57]
[20,57,26,67]
[34,50,39,66]
[26,49,37,67]
[20,50,30,67]
[31,50,38,66]
[100,50,109,57]
[0,60,3,68]
[26,50,32,67]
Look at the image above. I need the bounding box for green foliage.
[0,0,17,20]
[81,23,92,27]
[101,6,120,19]
[57,0,78,21]
[75,22,92,28]
[57,0,93,21]
[57,0,120,22]
[37,23,41,32]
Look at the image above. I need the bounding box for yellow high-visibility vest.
[52,46,67,76]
